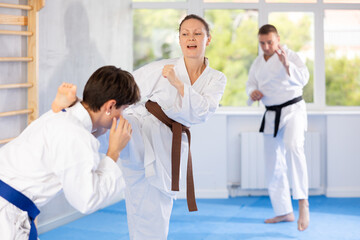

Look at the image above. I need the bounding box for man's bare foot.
[265,212,295,223]
[298,199,309,231]
[51,83,77,113]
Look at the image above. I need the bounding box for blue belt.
[0,179,40,240]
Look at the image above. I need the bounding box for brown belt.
[145,100,197,212]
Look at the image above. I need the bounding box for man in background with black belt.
[246,24,310,231]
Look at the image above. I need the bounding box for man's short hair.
[258,24,278,36]
[83,66,140,111]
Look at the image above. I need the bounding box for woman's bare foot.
[51,83,77,113]
[298,199,310,231]
[265,212,295,223]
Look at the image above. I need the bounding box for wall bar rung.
[0,109,33,118]
[0,3,32,10]
[0,83,33,89]
[0,14,27,26]
[0,57,33,62]
[0,30,32,36]
[0,137,15,145]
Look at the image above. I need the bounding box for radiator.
[240,132,321,189]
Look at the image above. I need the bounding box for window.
[324,10,360,106]
[204,0,258,2]
[132,0,360,108]
[266,0,316,2]
[133,9,186,70]
[133,0,186,2]
[324,0,360,3]
[205,10,258,106]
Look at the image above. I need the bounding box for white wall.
[223,111,327,196]
[190,110,360,199]
[38,0,132,115]
[35,0,132,233]
[327,114,360,197]
[179,114,228,199]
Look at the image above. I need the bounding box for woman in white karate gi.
[120,14,227,240]
[246,24,310,231]
[0,66,139,240]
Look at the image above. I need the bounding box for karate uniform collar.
[66,101,93,133]
[178,57,210,85]
[178,56,209,70]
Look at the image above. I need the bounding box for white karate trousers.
[0,198,32,240]
[264,110,309,216]
[118,113,174,240]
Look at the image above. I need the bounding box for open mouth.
[187,45,197,49]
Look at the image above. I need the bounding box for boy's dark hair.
[179,14,210,37]
[258,24,278,36]
[83,66,140,112]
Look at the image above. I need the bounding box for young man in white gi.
[0,66,140,240]
[246,24,310,231]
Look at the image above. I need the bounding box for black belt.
[0,179,40,240]
[259,96,303,137]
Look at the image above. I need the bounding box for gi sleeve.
[132,60,165,104]
[163,71,227,126]
[286,50,309,87]
[50,124,125,214]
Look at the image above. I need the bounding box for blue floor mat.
[39,196,360,240]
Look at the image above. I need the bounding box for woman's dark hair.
[179,14,210,37]
[83,66,140,112]
[258,24,278,36]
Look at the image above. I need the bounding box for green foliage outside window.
[133,8,360,106]
[205,10,259,106]
[325,49,360,106]
[133,9,185,70]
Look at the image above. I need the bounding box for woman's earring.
[106,111,110,116]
